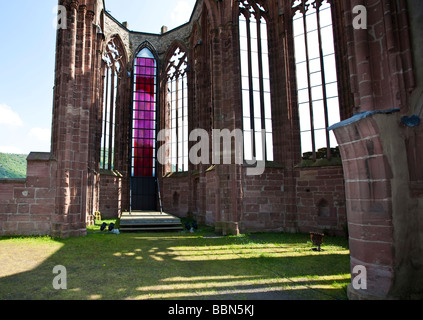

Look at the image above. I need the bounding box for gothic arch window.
[101,38,123,170]
[166,47,189,173]
[292,0,341,160]
[238,0,274,162]
[132,46,158,177]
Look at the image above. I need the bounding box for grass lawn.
[0,219,350,300]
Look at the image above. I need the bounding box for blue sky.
[0,0,195,154]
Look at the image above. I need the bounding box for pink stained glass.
[133,56,156,177]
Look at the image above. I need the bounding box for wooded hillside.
[0,153,27,179]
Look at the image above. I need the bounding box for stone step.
[119,211,183,232]
[120,227,184,232]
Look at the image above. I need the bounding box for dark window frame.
[101,39,123,171]
[292,0,341,161]
[166,47,189,173]
[238,0,274,163]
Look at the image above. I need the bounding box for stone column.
[331,110,423,299]
[51,0,101,237]
[333,0,422,299]
[210,22,243,236]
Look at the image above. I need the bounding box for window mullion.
[108,67,115,171]
[302,10,317,161]
[176,74,180,172]
[103,67,109,169]
[256,16,267,160]
[316,4,332,160]
[170,78,174,173]
[246,15,256,159]
[182,75,185,171]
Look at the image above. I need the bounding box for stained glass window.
[132,48,158,177]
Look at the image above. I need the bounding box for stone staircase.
[119,211,183,232]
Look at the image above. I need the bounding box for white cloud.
[170,1,195,27]
[29,127,51,142]
[0,104,24,127]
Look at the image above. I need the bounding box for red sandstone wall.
[239,166,347,235]
[162,174,190,217]
[0,154,56,236]
[241,167,286,232]
[295,166,347,236]
[99,171,122,219]
[160,168,219,226]
[159,165,347,236]
[204,169,218,226]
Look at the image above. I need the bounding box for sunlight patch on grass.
[161,275,261,282]
[129,276,349,300]
[150,255,165,261]
[124,252,136,256]
[0,239,64,278]
[135,274,350,293]
[161,244,349,262]
[134,236,199,240]
[128,287,290,300]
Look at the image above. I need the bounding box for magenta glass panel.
[132,56,157,177]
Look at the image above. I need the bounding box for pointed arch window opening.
[167,47,189,173]
[238,0,274,162]
[101,39,123,171]
[132,47,158,177]
[292,0,341,161]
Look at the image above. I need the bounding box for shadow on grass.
[0,224,350,301]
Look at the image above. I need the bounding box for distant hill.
[0,153,27,179]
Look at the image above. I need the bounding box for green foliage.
[0,153,27,179]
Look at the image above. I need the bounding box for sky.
[0,0,196,155]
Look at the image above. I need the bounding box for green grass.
[0,220,350,300]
